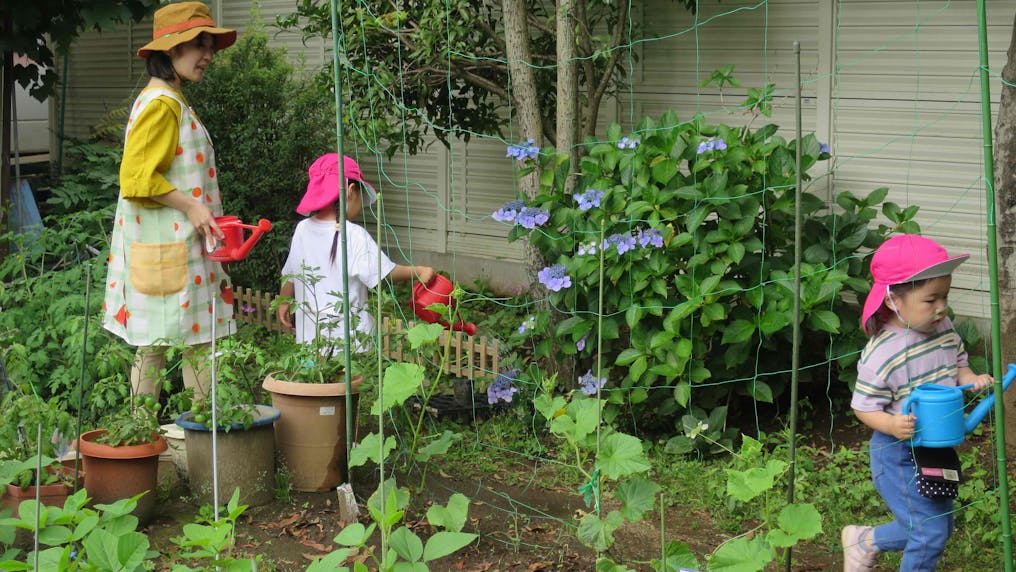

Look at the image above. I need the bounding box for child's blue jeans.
[869,430,954,571]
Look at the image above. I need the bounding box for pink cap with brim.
[296,153,378,216]
[861,234,968,335]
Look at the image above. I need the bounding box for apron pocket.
[130,241,188,296]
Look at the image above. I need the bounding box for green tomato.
[193,414,207,425]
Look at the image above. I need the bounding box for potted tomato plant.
[75,395,166,524]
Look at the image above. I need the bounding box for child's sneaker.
[841,525,877,572]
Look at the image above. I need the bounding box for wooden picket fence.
[233,287,501,382]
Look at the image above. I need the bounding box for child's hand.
[277,302,293,328]
[416,266,435,286]
[889,413,916,441]
[964,374,994,392]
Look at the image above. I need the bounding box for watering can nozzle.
[904,363,1016,447]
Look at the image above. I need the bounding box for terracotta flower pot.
[75,429,167,524]
[2,467,80,515]
[262,374,362,492]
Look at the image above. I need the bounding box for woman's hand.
[184,201,223,240]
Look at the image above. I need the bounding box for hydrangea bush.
[497,110,920,438]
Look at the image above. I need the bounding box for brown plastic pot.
[262,374,362,492]
[75,429,167,524]
[2,469,78,515]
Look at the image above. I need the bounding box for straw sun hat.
[137,2,237,58]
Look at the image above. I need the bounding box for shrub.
[185,23,335,292]
[501,110,920,436]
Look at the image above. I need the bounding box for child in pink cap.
[843,234,992,572]
[277,153,434,351]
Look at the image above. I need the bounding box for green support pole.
[328,0,354,488]
[975,1,1013,570]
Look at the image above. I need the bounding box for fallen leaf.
[300,539,332,552]
[524,562,552,572]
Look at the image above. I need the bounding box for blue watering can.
[902,363,1016,447]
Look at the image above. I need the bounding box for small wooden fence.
[233,287,501,383]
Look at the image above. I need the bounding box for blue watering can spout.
[964,363,1016,434]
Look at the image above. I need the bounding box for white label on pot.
[320,406,336,416]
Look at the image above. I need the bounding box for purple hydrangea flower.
[577,242,598,256]
[516,207,550,229]
[575,189,604,212]
[820,143,830,154]
[506,138,540,161]
[578,370,607,396]
[538,264,572,292]
[603,233,637,255]
[696,138,726,154]
[488,368,521,404]
[241,304,256,314]
[576,333,588,352]
[636,228,664,249]
[617,136,641,150]
[492,200,526,223]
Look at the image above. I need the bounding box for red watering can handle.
[227,219,272,261]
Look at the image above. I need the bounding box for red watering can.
[207,216,273,262]
[411,275,477,336]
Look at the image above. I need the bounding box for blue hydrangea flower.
[575,189,604,212]
[617,136,641,150]
[488,368,521,404]
[714,138,727,151]
[538,264,572,292]
[578,370,607,396]
[576,333,588,352]
[492,200,525,223]
[577,242,598,256]
[636,228,664,249]
[516,207,550,229]
[506,138,540,161]
[603,233,637,255]
[820,142,830,154]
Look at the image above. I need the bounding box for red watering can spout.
[208,216,273,263]
[410,275,477,336]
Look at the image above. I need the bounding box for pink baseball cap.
[860,234,968,335]
[296,153,377,216]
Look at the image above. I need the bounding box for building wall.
[59,0,1013,315]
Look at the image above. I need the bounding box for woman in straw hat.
[102,2,238,401]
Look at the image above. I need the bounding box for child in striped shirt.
[842,234,993,572]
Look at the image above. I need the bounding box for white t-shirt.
[281,218,396,351]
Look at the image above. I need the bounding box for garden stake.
[976,1,1013,568]
[33,423,42,571]
[328,0,361,526]
[73,262,92,492]
[210,280,221,521]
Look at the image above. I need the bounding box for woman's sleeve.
[119,96,181,207]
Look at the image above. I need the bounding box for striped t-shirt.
[852,318,969,414]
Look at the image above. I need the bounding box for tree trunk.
[556,0,578,195]
[502,0,545,285]
[994,10,1016,452]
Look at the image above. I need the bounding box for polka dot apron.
[102,88,235,346]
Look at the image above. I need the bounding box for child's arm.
[277,280,295,328]
[958,366,993,392]
[854,409,916,441]
[387,264,435,285]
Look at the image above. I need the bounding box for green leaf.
[758,311,790,335]
[767,503,823,548]
[721,320,755,344]
[333,522,375,547]
[422,531,477,561]
[673,383,691,407]
[407,323,445,349]
[615,477,660,522]
[371,363,425,414]
[615,347,643,366]
[306,549,353,572]
[749,381,773,403]
[389,527,424,562]
[596,433,650,479]
[651,540,701,572]
[415,430,460,463]
[577,511,625,552]
[806,310,841,333]
[596,557,636,572]
[349,432,397,468]
[725,459,788,502]
[426,493,470,532]
[707,536,775,572]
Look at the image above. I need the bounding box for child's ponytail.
[328,181,362,267]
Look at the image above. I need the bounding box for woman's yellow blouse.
[118,93,182,208]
